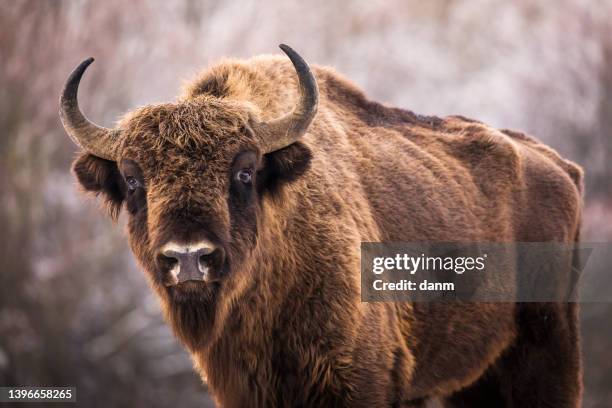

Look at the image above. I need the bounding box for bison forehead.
[116,95,259,168]
[123,141,239,184]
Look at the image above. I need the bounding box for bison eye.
[126,176,141,192]
[236,169,253,184]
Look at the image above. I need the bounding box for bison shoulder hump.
[444,120,523,185]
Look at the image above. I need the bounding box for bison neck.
[167,208,411,406]
[186,284,412,407]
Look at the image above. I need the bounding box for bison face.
[71,108,312,299]
[61,45,317,344]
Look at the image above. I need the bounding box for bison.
[60,44,583,407]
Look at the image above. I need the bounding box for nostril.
[197,250,214,267]
[198,255,208,274]
[197,248,223,270]
[158,252,179,269]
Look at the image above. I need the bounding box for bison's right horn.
[60,58,121,161]
[253,44,319,153]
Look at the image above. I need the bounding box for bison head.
[60,45,318,345]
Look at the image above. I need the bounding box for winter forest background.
[1,1,611,406]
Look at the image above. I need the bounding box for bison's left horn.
[254,44,319,153]
[60,58,121,161]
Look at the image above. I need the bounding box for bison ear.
[259,142,312,193]
[72,153,126,220]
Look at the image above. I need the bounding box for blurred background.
[1,0,611,406]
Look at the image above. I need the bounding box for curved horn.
[254,44,319,153]
[59,58,120,161]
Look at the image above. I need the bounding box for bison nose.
[159,241,217,284]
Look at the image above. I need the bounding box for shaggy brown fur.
[70,53,583,407]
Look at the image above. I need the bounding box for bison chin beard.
[167,281,219,350]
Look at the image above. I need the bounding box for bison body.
[62,47,583,407]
